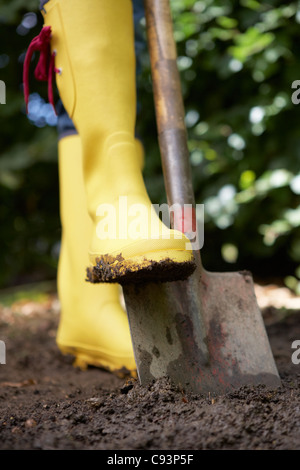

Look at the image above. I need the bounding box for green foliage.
[0,1,59,287]
[0,0,300,289]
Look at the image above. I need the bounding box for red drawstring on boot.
[23,26,60,115]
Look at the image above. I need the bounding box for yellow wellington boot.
[57,133,136,377]
[43,0,196,284]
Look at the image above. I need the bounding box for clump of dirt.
[0,291,300,450]
[86,256,196,284]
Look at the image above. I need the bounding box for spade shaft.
[145,0,195,210]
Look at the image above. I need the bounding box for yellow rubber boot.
[57,133,136,377]
[43,0,195,284]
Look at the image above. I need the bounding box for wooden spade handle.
[144,0,195,212]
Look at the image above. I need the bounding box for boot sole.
[87,250,196,284]
[57,343,137,379]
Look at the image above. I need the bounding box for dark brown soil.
[87,256,196,284]
[0,286,300,450]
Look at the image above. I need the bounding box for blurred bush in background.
[0,0,300,292]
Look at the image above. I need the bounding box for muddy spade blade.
[124,252,280,394]
[123,0,281,394]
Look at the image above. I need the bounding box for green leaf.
[228,27,275,62]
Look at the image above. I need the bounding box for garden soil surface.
[0,281,300,450]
